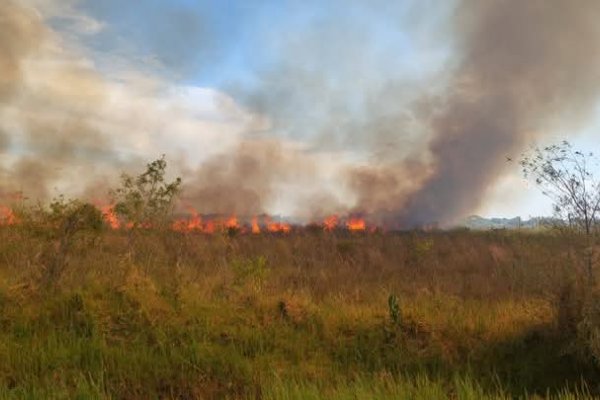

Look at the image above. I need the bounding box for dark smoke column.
[401,0,600,226]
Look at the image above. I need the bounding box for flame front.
[172,210,241,233]
[2,203,377,234]
[346,218,366,231]
[172,208,202,232]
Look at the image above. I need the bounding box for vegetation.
[521,142,600,370]
[0,225,598,399]
[110,155,182,229]
[0,154,597,398]
[521,141,600,236]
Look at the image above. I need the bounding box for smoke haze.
[402,0,600,225]
[2,0,600,224]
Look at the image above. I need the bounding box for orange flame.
[1,203,382,234]
[171,211,243,234]
[172,209,203,232]
[264,216,291,233]
[225,215,239,230]
[204,220,216,233]
[323,215,338,231]
[267,222,291,233]
[101,205,120,229]
[0,206,17,226]
[346,218,366,231]
[251,216,261,234]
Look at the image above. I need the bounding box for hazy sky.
[5,0,600,220]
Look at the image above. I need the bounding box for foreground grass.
[0,227,598,398]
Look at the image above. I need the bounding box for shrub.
[110,156,181,229]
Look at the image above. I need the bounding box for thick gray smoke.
[3,0,600,225]
[233,0,600,225]
[401,0,600,226]
[0,0,333,214]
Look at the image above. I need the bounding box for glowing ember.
[346,218,366,231]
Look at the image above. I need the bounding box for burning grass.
[0,221,598,399]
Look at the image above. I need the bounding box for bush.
[110,156,181,229]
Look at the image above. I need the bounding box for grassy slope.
[0,227,598,399]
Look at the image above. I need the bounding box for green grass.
[0,227,598,398]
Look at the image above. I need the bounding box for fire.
[225,215,239,230]
[323,215,338,231]
[0,206,17,226]
[346,217,366,231]
[251,217,260,234]
[101,205,120,229]
[0,201,377,234]
[267,221,291,233]
[172,209,202,232]
[172,210,242,234]
[82,204,377,234]
[263,216,291,233]
[204,220,216,233]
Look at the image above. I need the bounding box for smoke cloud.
[232,0,600,225]
[401,0,600,225]
[2,0,600,225]
[0,1,260,204]
[0,0,115,200]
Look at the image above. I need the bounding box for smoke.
[0,0,41,158]
[0,1,256,204]
[0,0,115,200]
[181,138,349,218]
[3,0,600,225]
[0,1,42,102]
[401,0,600,225]
[0,0,358,217]
[231,0,600,225]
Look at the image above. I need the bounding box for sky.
[4,0,600,222]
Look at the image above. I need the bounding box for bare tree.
[521,141,600,282]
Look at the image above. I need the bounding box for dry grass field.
[0,217,599,399]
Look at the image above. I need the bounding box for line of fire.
[0,204,381,234]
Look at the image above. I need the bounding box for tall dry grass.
[0,222,598,398]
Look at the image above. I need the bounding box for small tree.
[521,141,600,282]
[110,156,182,229]
[41,197,104,287]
